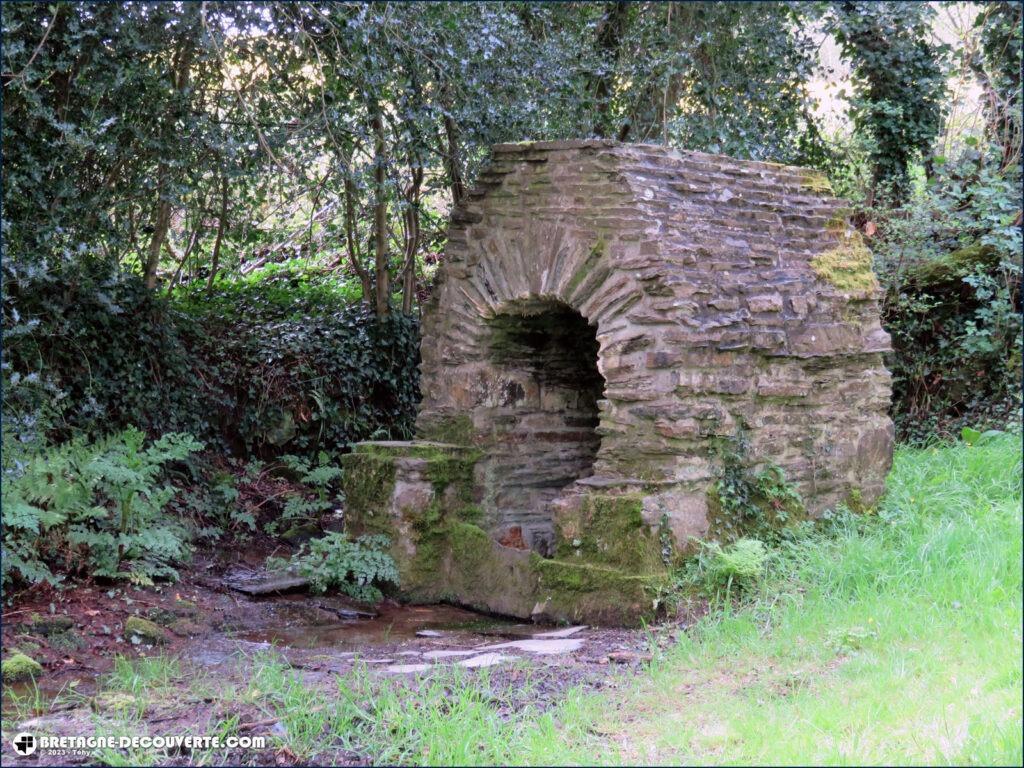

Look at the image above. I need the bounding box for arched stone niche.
[343,140,894,625]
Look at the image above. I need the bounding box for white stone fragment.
[532,625,587,639]
[458,653,514,668]
[481,638,584,655]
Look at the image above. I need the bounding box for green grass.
[18,436,1021,765]
[325,434,1022,765]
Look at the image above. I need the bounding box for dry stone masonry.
[343,140,894,625]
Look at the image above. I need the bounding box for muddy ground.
[1,546,706,766]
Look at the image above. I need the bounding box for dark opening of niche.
[485,299,604,554]
[488,300,605,413]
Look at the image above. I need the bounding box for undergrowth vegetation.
[873,146,1021,442]
[0,262,419,594]
[1,428,202,590]
[283,533,398,603]
[1,259,420,460]
[18,435,1020,765]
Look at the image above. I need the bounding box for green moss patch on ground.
[2,652,43,682]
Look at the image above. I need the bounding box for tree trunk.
[443,112,465,207]
[206,175,230,292]
[143,40,193,289]
[370,100,390,316]
[144,186,173,289]
[343,176,374,304]
[401,165,424,315]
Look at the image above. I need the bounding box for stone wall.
[344,140,894,625]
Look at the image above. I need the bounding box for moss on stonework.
[553,492,664,572]
[343,442,674,625]
[531,555,667,626]
[811,229,879,294]
[448,522,493,571]
[340,452,398,538]
[801,171,834,195]
[344,441,484,600]
[424,455,478,499]
[564,237,607,298]
[419,414,474,446]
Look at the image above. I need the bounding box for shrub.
[870,145,1022,442]
[2,256,422,462]
[1,427,202,590]
[172,270,421,457]
[1,257,205,447]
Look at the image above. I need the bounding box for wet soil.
[1,545,707,766]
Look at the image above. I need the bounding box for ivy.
[830,1,947,203]
[710,433,807,545]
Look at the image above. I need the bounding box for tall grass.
[63,436,1024,765]
[334,435,1023,765]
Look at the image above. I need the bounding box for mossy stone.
[2,652,42,682]
[28,613,74,635]
[531,557,667,627]
[419,414,475,446]
[810,230,879,294]
[124,616,168,645]
[906,243,998,287]
[553,493,663,572]
[801,170,834,195]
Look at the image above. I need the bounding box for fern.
[273,452,343,533]
[289,532,398,603]
[1,428,202,591]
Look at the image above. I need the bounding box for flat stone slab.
[386,663,432,674]
[533,625,587,639]
[458,653,514,669]
[422,649,480,660]
[480,638,584,655]
[223,569,309,595]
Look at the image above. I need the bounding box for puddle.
[1,676,92,718]
[236,603,534,650]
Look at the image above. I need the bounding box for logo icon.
[12,732,36,756]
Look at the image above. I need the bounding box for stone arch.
[344,140,894,625]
